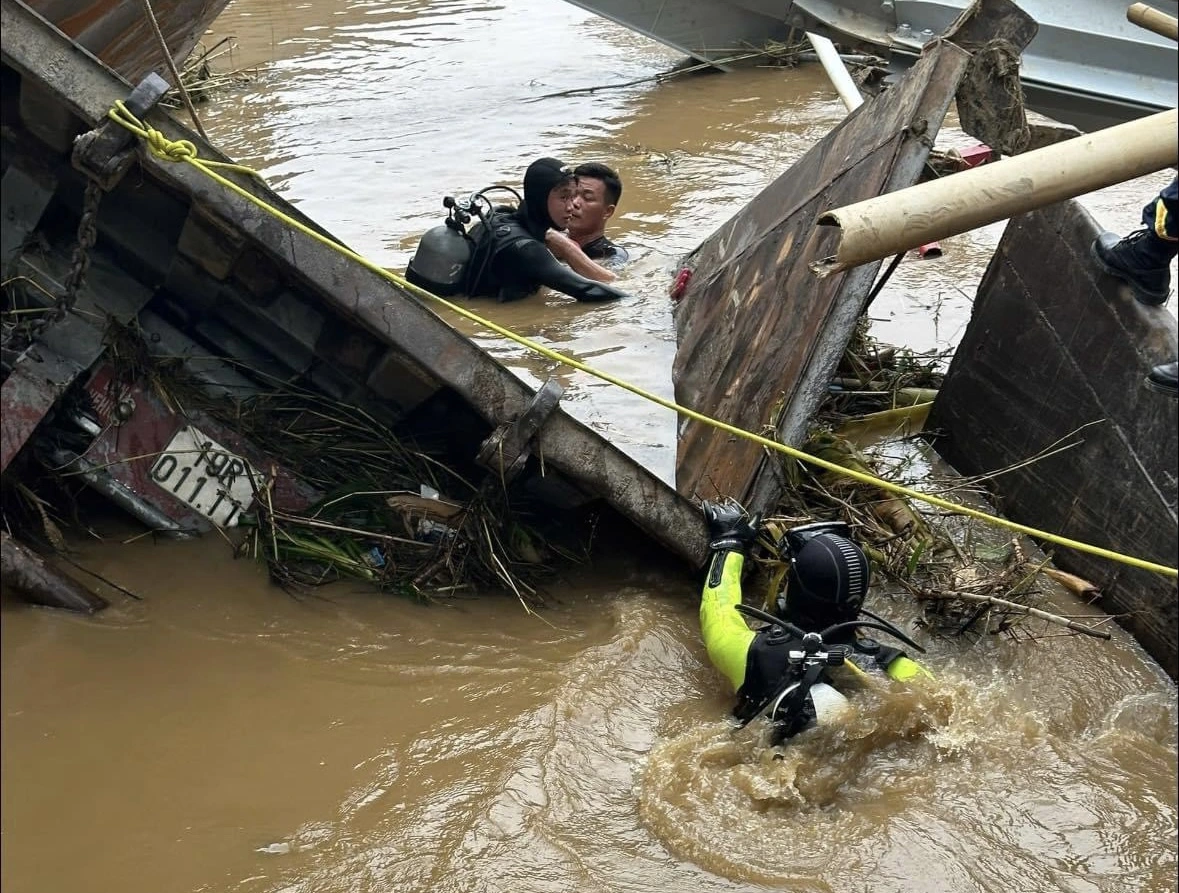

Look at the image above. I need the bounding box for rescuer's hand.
[544,228,580,261]
[702,500,761,553]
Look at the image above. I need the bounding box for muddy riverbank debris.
[756,436,1114,644]
[160,38,256,111]
[742,333,1114,645]
[2,320,584,609]
[0,529,108,613]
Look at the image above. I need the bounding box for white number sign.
[148,426,260,527]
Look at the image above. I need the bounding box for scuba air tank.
[803,682,853,725]
[405,197,476,296]
[405,187,523,297]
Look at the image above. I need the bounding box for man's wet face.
[569,176,613,238]
[547,180,575,229]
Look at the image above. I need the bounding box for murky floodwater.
[2,1,1177,891]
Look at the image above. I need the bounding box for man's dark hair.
[573,162,622,206]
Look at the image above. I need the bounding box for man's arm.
[545,230,618,283]
[700,501,764,691]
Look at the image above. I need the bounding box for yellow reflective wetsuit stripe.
[699,552,756,690]
[885,655,934,681]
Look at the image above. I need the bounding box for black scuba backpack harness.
[404,185,524,297]
[729,603,926,746]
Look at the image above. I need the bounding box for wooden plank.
[672,41,970,512]
[926,200,1179,677]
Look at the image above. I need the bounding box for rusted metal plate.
[26,0,231,85]
[945,0,1038,155]
[942,0,1037,50]
[1,162,57,274]
[926,200,1179,678]
[672,41,970,514]
[0,347,83,474]
[80,364,319,532]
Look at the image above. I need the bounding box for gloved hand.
[702,500,761,553]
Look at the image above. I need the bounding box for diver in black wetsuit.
[466,157,629,303]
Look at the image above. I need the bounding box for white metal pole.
[806,32,864,112]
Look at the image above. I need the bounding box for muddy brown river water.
[2,1,1177,892]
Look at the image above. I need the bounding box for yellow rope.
[105,102,1179,579]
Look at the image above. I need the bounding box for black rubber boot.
[1091,229,1177,306]
[1146,361,1178,397]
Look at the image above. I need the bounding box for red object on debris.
[909,142,990,260]
[958,143,993,169]
[80,364,317,531]
[670,268,693,303]
[1,352,77,474]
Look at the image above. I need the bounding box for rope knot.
[145,128,197,162]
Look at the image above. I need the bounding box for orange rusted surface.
[28,0,229,84]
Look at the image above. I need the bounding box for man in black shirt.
[545,162,630,283]
[569,162,629,266]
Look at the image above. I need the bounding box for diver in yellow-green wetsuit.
[700,501,931,743]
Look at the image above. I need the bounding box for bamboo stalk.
[1038,566,1101,597]
[1128,2,1179,40]
[269,511,432,549]
[922,588,1112,639]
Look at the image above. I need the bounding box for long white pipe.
[806,32,863,112]
[811,108,1179,277]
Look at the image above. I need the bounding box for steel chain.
[57,179,104,321]
[16,179,104,350]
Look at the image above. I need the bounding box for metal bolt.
[114,397,136,424]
